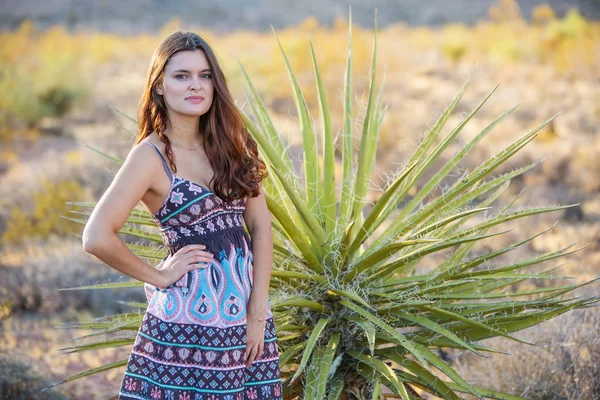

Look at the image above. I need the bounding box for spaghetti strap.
[144,141,174,181]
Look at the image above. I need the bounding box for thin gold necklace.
[169,138,202,150]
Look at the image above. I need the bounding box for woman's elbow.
[82,224,107,254]
[249,223,273,237]
[82,230,98,254]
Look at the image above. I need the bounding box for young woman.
[82,31,283,400]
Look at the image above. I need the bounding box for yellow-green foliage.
[541,9,597,71]
[532,4,557,25]
[0,21,87,143]
[440,23,470,63]
[440,1,599,70]
[0,300,12,320]
[0,3,598,143]
[2,178,87,245]
[0,19,161,144]
[0,22,88,121]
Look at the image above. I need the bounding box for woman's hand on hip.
[156,244,213,289]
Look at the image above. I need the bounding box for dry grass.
[0,312,131,399]
[451,302,600,399]
[0,240,147,316]
[0,352,68,399]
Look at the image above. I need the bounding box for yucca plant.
[47,10,599,400]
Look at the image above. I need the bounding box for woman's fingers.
[176,244,206,255]
[188,261,210,271]
[183,250,213,261]
[245,342,251,360]
[246,343,258,367]
[258,342,264,358]
[190,252,214,261]
[186,254,213,268]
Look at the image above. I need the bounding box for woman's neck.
[165,116,202,146]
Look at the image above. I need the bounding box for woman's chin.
[176,107,211,117]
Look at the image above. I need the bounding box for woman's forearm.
[83,229,163,287]
[247,226,273,317]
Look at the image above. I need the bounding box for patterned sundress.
[118,141,283,400]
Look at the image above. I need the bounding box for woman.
[83,31,283,400]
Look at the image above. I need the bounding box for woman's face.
[156,49,214,117]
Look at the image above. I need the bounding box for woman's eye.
[175,75,187,79]
[202,74,212,79]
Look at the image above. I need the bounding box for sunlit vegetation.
[441,0,598,70]
[1,178,88,245]
[0,1,597,148]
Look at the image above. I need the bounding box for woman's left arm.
[243,182,273,316]
[242,182,273,366]
[246,224,273,317]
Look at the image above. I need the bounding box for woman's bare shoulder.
[139,132,165,151]
[126,136,163,174]
[83,136,164,236]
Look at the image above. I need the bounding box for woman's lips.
[186,97,204,104]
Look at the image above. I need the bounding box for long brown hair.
[135,30,267,202]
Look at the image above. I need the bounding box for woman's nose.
[189,77,202,91]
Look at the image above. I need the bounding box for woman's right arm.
[82,142,167,288]
[83,142,214,288]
